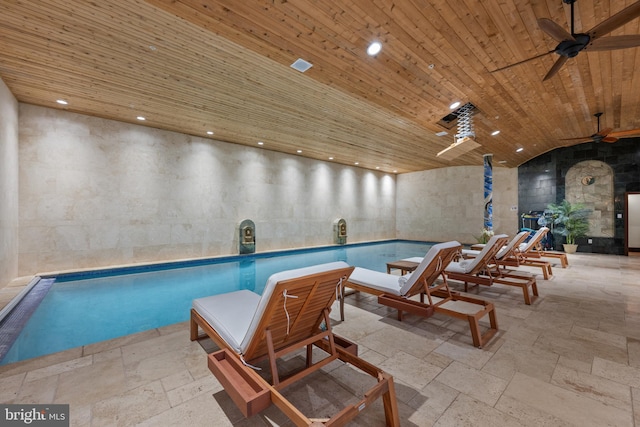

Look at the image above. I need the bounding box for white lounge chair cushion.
[460,248,481,257]
[443,258,475,274]
[192,290,261,353]
[348,267,407,296]
[350,240,461,296]
[445,234,508,274]
[499,231,529,258]
[193,261,350,354]
[519,227,549,252]
[462,231,529,260]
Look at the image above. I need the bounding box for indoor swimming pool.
[0,240,435,365]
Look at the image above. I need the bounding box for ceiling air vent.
[290,58,313,73]
[436,102,478,129]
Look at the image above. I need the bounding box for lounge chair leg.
[468,317,482,348]
[397,310,404,321]
[340,286,345,321]
[382,376,401,427]
[190,312,199,341]
[265,329,280,386]
[462,302,498,348]
[522,284,531,305]
[542,265,550,280]
[306,344,313,368]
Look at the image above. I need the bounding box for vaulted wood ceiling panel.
[1,0,639,173]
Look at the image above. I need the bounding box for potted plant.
[474,227,494,244]
[546,200,591,253]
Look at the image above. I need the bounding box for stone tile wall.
[396,165,519,244]
[0,78,19,287]
[17,105,396,275]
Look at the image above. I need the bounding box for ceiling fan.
[560,112,640,144]
[492,0,640,80]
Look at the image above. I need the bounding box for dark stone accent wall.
[518,137,640,255]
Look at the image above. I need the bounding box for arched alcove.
[565,160,614,237]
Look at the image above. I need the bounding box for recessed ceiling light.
[498,160,507,164]
[206,131,214,135]
[491,130,500,136]
[258,141,264,145]
[297,150,302,153]
[290,58,313,73]
[136,116,146,121]
[328,157,334,160]
[56,99,68,105]
[354,162,359,165]
[376,166,380,169]
[367,41,382,56]
[435,131,448,137]
[393,170,398,173]
[449,101,461,109]
[516,147,524,153]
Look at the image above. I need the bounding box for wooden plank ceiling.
[1,0,639,173]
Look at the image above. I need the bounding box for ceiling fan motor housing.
[556,34,590,57]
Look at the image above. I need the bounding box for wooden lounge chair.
[342,241,498,349]
[444,234,539,305]
[520,226,569,268]
[191,261,400,427]
[462,231,538,277]
[467,230,553,279]
[462,231,529,261]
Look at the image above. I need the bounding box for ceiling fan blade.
[538,18,575,42]
[596,128,613,137]
[585,35,640,51]
[587,1,640,40]
[543,56,569,81]
[490,50,555,73]
[602,137,619,143]
[559,136,595,143]
[607,128,640,138]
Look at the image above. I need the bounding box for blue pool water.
[0,240,434,365]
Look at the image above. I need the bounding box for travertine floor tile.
[592,356,640,388]
[357,326,439,358]
[15,374,57,404]
[433,340,493,370]
[54,358,127,407]
[551,364,631,411]
[24,355,93,383]
[91,380,171,426]
[166,373,221,407]
[502,372,633,426]
[378,350,442,389]
[0,371,24,402]
[433,393,522,427]
[633,387,640,426]
[435,361,508,406]
[482,340,558,381]
[406,379,458,425]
